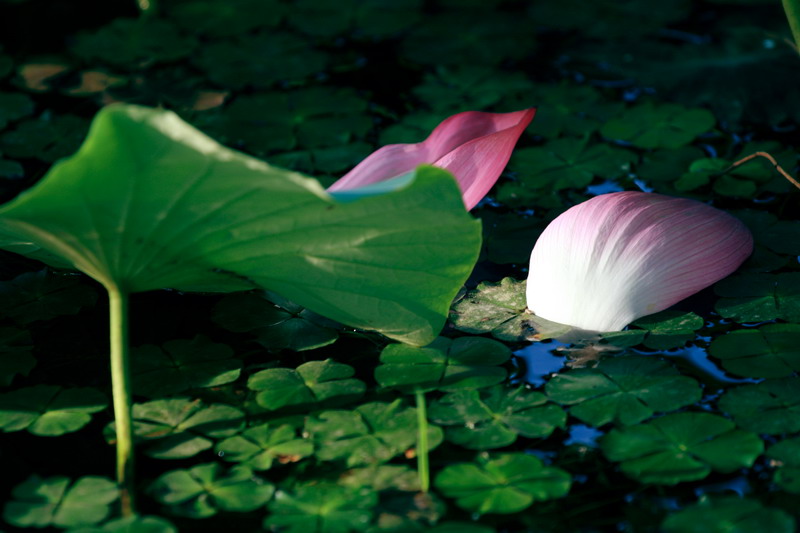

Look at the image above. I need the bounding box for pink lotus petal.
[328,108,535,210]
[526,191,753,332]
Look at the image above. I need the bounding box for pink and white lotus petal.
[328,108,536,210]
[526,191,753,332]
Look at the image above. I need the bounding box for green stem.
[108,287,135,516]
[783,0,800,53]
[415,389,429,493]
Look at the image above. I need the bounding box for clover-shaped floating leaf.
[288,0,422,38]
[715,273,800,323]
[166,0,284,37]
[0,385,107,436]
[0,114,89,162]
[264,483,377,533]
[248,359,365,411]
[506,139,635,192]
[630,311,705,350]
[661,496,796,533]
[3,476,117,529]
[736,210,800,257]
[600,412,763,485]
[340,464,421,492]
[110,398,244,459]
[546,356,701,427]
[0,105,481,346]
[0,92,35,130]
[412,66,535,113]
[601,102,715,149]
[527,83,624,138]
[215,423,312,470]
[637,146,706,187]
[149,463,274,518]
[709,324,800,378]
[0,327,35,387]
[66,515,178,533]
[434,453,571,514]
[131,336,241,397]
[450,278,532,342]
[307,400,443,467]
[375,336,510,393]
[429,386,565,450]
[213,291,339,351]
[718,378,800,435]
[767,436,800,494]
[0,269,97,325]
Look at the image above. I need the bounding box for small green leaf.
[527,83,624,138]
[72,18,196,65]
[449,278,531,342]
[67,515,178,533]
[715,273,800,323]
[601,102,715,149]
[0,270,97,325]
[546,356,702,426]
[0,385,107,436]
[661,496,796,533]
[375,336,510,393]
[339,464,421,492]
[767,436,800,494]
[434,453,571,514]
[248,359,365,411]
[0,114,89,162]
[709,324,800,378]
[167,0,284,36]
[601,412,763,485]
[629,310,704,350]
[216,423,313,470]
[288,0,422,38]
[413,65,535,113]
[718,378,800,435]
[264,483,377,533]
[0,92,35,130]
[149,463,274,518]
[3,476,117,528]
[0,327,35,387]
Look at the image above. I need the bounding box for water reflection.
[514,340,568,387]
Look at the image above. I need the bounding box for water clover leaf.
[600,412,763,485]
[340,464,421,492]
[0,327,35,387]
[215,423,313,470]
[428,386,566,449]
[449,278,532,342]
[0,385,107,436]
[248,359,365,411]
[412,66,535,113]
[714,273,800,323]
[288,0,422,38]
[718,378,800,435]
[767,436,800,494]
[3,476,117,529]
[0,114,89,162]
[130,336,242,397]
[306,400,443,467]
[661,496,796,533]
[264,483,378,533]
[66,515,178,533]
[637,146,706,186]
[0,270,98,325]
[709,324,800,378]
[374,336,511,393]
[434,453,571,514]
[629,310,704,350]
[115,398,244,459]
[545,356,702,426]
[600,102,715,149]
[149,463,274,518]
[735,210,800,256]
[166,0,284,37]
[0,105,481,346]
[213,291,340,352]
[527,83,624,138]
[0,92,35,130]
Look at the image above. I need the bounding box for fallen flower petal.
[328,108,535,210]
[526,191,753,332]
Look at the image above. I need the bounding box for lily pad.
[718,378,800,435]
[149,463,274,518]
[600,412,763,485]
[131,336,242,397]
[3,476,117,529]
[215,423,313,470]
[767,436,800,494]
[714,273,800,324]
[0,327,35,387]
[248,359,365,411]
[374,336,510,393]
[629,310,705,350]
[546,356,702,426]
[449,278,532,342]
[0,385,107,436]
[213,291,340,352]
[661,496,796,533]
[434,453,571,514]
[0,269,97,325]
[428,386,566,449]
[709,324,800,378]
[306,399,443,467]
[264,483,377,533]
[601,102,715,149]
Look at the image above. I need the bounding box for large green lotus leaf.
[714,273,800,324]
[767,436,800,494]
[264,483,377,533]
[434,453,571,515]
[601,412,763,485]
[545,356,702,426]
[149,463,274,518]
[0,105,481,345]
[661,496,796,533]
[718,378,800,435]
[428,385,566,449]
[374,336,510,393]
[3,476,117,529]
[709,324,800,378]
[0,385,107,436]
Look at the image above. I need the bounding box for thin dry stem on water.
[725,151,800,191]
